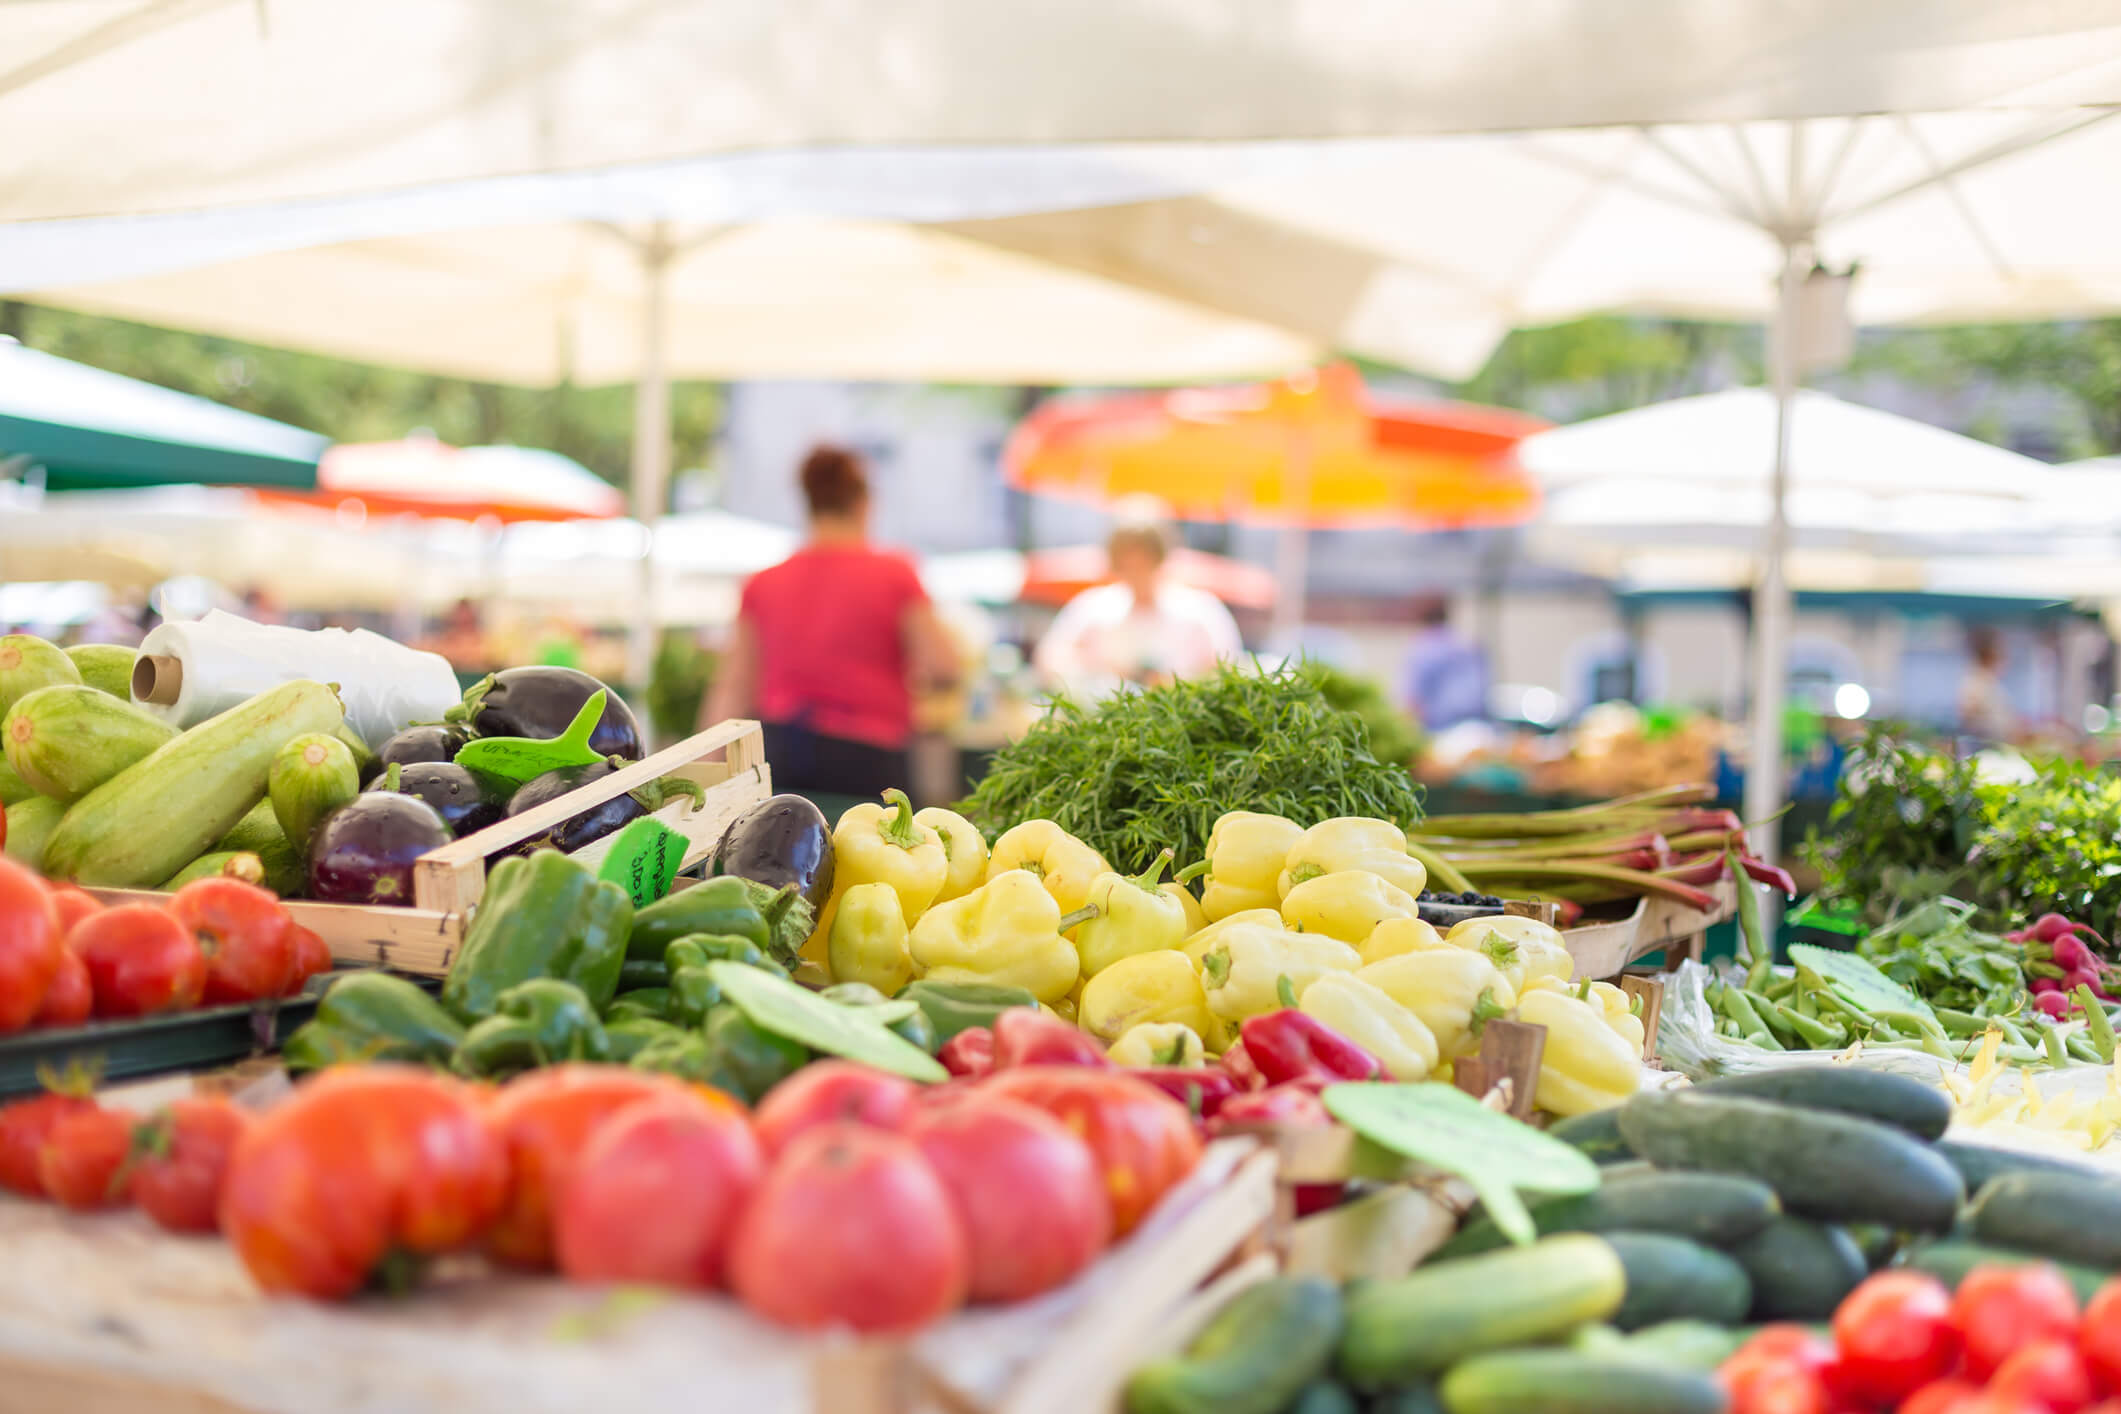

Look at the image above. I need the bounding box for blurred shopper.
[1401,595,1488,729]
[1959,625,2019,741]
[1034,504,1242,698]
[704,445,958,796]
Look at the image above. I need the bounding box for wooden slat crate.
[89,719,772,977]
[1503,880,1738,982]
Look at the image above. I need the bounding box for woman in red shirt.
[703,445,957,796]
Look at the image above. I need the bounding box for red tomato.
[729,1123,968,1332]
[1950,1261,2082,1379]
[1899,1381,1984,1414]
[284,925,332,994]
[29,946,91,1028]
[1956,1397,2064,1414]
[46,886,104,939]
[1990,1338,2098,1413]
[37,1106,134,1211]
[74,903,205,1017]
[752,1061,918,1157]
[2085,1281,2121,1393]
[977,1066,1203,1236]
[129,1096,249,1234]
[0,1090,98,1196]
[554,1090,762,1288]
[218,1067,506,1299]
[167,878,296,1005]
[483,1064,692,1268]
[1722,1361,1831,1414]
[0,856,61,1033]
[1832,1271,1960,1407]
[912,1096,1112,1303]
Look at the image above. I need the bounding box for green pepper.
[629,1028,722,1084]
[452,979,611,1078]
[896,978,1040,1043]
[670,931,789,978]
[604,987,673,1022]
[441,851,633,1020]
[605,1016,686,1063]
[628,876,775,964]
[282,972,465,1072]
[618,958,670,991]
[823,982,938,1054]
[703,1007,808,1103]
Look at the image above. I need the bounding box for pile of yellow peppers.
[804,795,1648,1116]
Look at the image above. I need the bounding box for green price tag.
[455,689,610,787]
[1323,1082,1600,1246]
[596,817,688,907]
[1789,943,1936,1022]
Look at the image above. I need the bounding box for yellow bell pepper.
[1079,949,1213,1042]
[1198,922,1362,1022]
[826,881,914,995]
[1181,908,1283,966]
[1163,873,1209,935]
[1200,811,1306,921]
[988,819,1108,915]
[1276,816,1428,901]
[908,870,1081,1003]
[1281,870,1419,945]
[1516,988,1642,1117]
[1106,1022,1206,1068]
[1074,850,1191,979]
[1358,916,1450,967]
[1049,991,1079,1026]
[1299,972,1438,1081]
[913,806,989,904]
[803,789,950,972]
[1357,949,1518,1060]
[1579,979,1648,1056]
[1445,915,1574,993]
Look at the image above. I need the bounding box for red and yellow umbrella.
[1005,363,1545,531]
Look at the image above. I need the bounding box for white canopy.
[12,3,2121,223]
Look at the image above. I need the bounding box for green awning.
[0,342,323,491]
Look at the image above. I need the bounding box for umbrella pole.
[1268,425,1314,655]
[1743,241,1804,864]
[626,226,673,702]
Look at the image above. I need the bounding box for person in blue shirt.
[1401,595,1489,730]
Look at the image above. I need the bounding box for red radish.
[2035,990,2073,1021]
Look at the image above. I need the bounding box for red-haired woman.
[703,445,957,795]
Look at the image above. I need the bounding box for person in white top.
[1034,510,1244,699]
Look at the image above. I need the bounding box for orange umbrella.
[1005,363,1546,531]
[1021,544,1278,610]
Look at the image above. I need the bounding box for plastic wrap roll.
[133,611,460,749]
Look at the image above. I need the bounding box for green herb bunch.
[961,662,1425,874]
[1304,662,1427,767]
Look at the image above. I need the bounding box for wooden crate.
[1503,880,1737,982]
[0,1136,1274,1414]
[89,719,772,977]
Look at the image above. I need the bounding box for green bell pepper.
[628,876,813,967]
[604,987,673,1022]
[896,978,1039,1043]
[628,1028,722,1084]
[823,981,939,1054]
[282,972,465,1072]
[703,1007,808,1103]
[440,851,633,1020]
[452,979,611,1078]
[605,1016,686,1063]
[617,958,670,991]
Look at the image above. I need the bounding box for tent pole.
[1744,240,1804,864]
[626,224,673,702]
[1269,424,1313,656]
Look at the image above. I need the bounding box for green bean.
[1743,1029,1780,1051]
[2040,1022,2070,1069]
[1794,988,1818,1021]
[1933,1008,1994,1038]
[1773,1003,1847,1049]
[1745,989,1800,1046]
[2075,986,2116,1064]
[2065,1031,2102,1065]
[1730,845,1773,989]
[1764,975,1796,1003]
[1994,1016,2034,1050]
[1721,986,1771,1037]
[1705,981,1729,1012]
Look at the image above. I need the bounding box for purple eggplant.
[370,723,473,784]
[308,793,453,906]
[450,667,642,760]
[710,794,834,908]
[383,762,511,838]
[506,760,639,854]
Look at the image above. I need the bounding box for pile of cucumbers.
[1129,1066,2121,1414]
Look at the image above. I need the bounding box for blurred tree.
[1839,321,2121,459]
[1451,315,1764,419]
[0,302,722,498]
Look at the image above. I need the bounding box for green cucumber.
[1368,1388,1444,1414]
[1124,1277,1342,1414]
[1617,1089,1963,1231]
[1841,1222,1900,1271]
[1436,1171,1779,1258]
[1937,1138,2115,1193]
[1287,1380,1360,1414]
[1338,1234,1625,1387]
[1900,1239,2111,1304]
[1725,1216,1867,1320]
[64,644,137,699]
[0,757,31,806]
[269,731,360,851]
[1620,1320,1749,1373]
[1965,1171,2121,1269]
[1547,1109,1637,1165]
[1438,1349,1727,1414]
[0,634,81,715]
[3,684,178,801]
[42,680,344,887]
[1602,1232,1752,1330]
[1697,1066,1952,1141]
[3,795,64,869]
